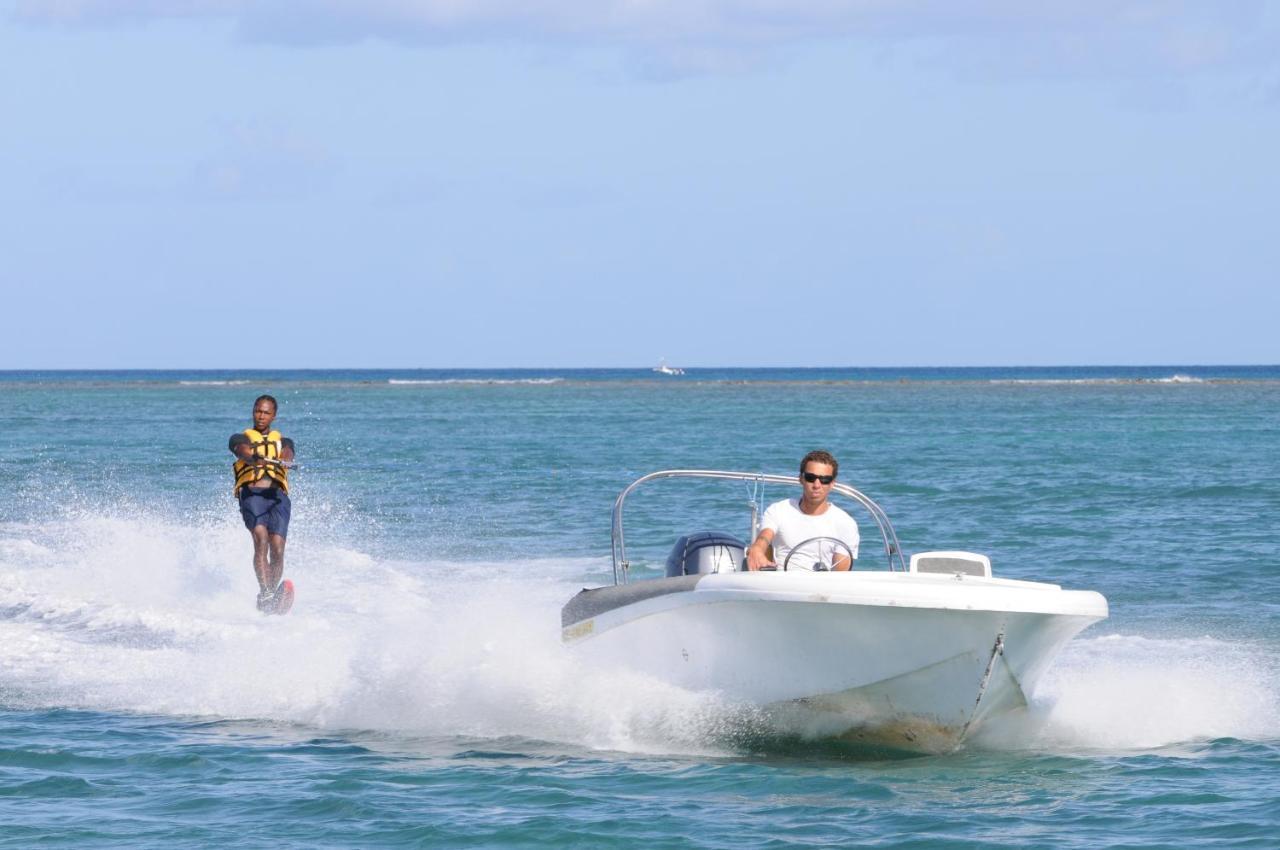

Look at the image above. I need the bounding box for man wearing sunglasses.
[746,450,860,571]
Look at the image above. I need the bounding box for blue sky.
[2,1,1277,368]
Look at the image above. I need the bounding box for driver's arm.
[833,516,859,571]
[746,528,776,571]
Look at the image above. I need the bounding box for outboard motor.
[665,531,746,577]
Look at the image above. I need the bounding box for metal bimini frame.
[609,470,907,585]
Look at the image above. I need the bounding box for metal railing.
[610,470,907,584]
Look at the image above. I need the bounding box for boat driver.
[745,450,859,571]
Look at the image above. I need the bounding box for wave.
[387,378,564,386]
[177,380,252,386]
[2,512,1275,757]
[989,374,1208,386]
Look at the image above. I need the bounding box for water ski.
[260,579,295,616]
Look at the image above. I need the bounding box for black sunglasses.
[802,472,835,484]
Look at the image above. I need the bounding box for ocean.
[1,366,1277,848]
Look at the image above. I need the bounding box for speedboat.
[652,359,685,376]
[562,470,1108,753]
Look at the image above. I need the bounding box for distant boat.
[653,359,685,376]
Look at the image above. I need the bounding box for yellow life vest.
[233,428,289,495]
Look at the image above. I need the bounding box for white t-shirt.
[761,498,860,570]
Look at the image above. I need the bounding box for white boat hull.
[564,571,1107,752]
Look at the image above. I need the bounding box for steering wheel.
[782,536,856,572]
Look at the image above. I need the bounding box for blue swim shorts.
[238,488,291,538]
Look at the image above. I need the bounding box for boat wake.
[2,511,1276,758]
[975,632,1280,753]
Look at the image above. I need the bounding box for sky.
[1,1,1278,369]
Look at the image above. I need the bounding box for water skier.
[229,394,295,612]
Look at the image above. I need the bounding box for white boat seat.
[909,551,992,578]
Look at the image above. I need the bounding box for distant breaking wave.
[178,380,252,386]
[990,374,1207,386]
[388,378,564,386]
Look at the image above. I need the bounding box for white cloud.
[10,0,1279,80]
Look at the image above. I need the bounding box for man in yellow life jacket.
[229,394,295,612]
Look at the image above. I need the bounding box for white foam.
[0,513,734,755]
[975,633,1280,753]
[4,513,1274,757]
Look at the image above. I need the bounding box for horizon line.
[2,363,1277,373]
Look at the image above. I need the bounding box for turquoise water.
[2,368,1277,847]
